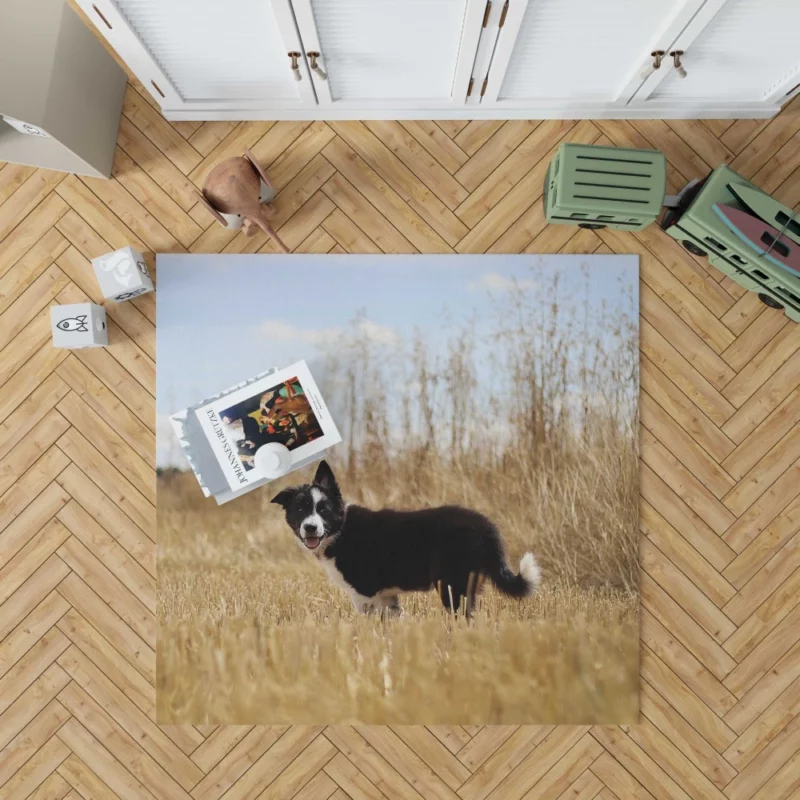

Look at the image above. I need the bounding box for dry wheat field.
[157,263,640,725]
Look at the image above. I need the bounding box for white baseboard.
[162,104,780,122]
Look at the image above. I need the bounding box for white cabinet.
[80,0,316,111]
[631,0,800,108]
[478,0,707,107]
[289,0,486,108]
[75,0,800,120]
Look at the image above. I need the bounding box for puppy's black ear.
[270,488,296,508]
[313,460,338,494]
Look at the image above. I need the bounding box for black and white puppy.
[271,461,540,616]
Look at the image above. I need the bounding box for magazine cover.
[194,360,341,491]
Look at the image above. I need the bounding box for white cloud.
[258,319,337,344]
[468,272,538,294]
[257,318,397,347]
[354,319,398,345]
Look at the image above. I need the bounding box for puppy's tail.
[490,552,541,598]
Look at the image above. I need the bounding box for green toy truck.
[544,142,800,322]
[659,165,800,323]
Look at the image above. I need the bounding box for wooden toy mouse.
[196,149,289,253]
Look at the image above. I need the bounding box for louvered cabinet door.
[478,0,708,109]
[289,0,487,108]
[632,0,800,108]
[74,0,316,112]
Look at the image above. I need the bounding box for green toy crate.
[660,164,800,323]
[543,143,667,231]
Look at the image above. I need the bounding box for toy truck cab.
[660,165,800,322]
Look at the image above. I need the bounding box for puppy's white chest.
[320,557,373,612]
[319,557,352,595]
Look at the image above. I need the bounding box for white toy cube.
[51,303,108,349]
[92,246,154,302]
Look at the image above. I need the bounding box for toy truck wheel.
[758,293,784,310]
[682,240,707,257]
[578,223,606,230]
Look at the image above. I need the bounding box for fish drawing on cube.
[51,303,108,348]
[92,246,154,302]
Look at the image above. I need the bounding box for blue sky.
[156,254,637,465]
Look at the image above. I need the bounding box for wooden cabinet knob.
[288,52,302,81]
[307,52,327,81]
[640,51,665,81]
[670,51,687,79]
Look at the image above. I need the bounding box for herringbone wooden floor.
[3,69,800,797]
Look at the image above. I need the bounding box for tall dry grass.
[158,266,639,724]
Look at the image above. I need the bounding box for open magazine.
[171,361,341,503]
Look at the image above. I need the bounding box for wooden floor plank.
[0,194,68,279]
[295,227,336,254]
[722,462,800,554]
[0,627,70,718]
[57,718,158,800]
[455,119,575,229]
[723,532,800,624]
[724,568,800,664]
[640,682,737,790]
[321,174,413,254]
[640,356,736,463]
[187,122,238,158]
[641,574,737,682]
[0,665,70,759]
[0,699,71,792]
[0,170,65,244]
[0,228,68,317]
[256,734,337,800]
[721,349,800,445]
[116,116,200,213]
[55,531,153,643]
[399,121,469,174]
[454,121,538,192]
[641,608,737,716]
[0,591,70,682]
[640,501,736,608]
[0,518,72,608]
[3,65,800,800]
[0,164,37,207]
[57,682,190,800]
[110,148,202,249]
[55,462,155,574]
[722,494,800,591]
[326,126,462,249]
[323,752,387,800]
[57,500,154,612]
[189,726,289,800]
[630,120,712,180]
[57,646,202,790]
[641,401,736,509]
[641,538,736,644]
[57,609,153,718]
[457,121,592,241]
[640,646,737,752]
[264,122,336,191]
[0,733,71,800]
[363,120,469,210]
[122,86,202,176]
[724,643,800,735]
[56,572,155,683]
